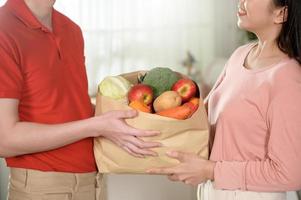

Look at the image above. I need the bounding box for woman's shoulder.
[271,59,301,82]
[268,59,301,96]
[222,43,256,73]
[227,43,256,65]
[233,43,255,56]
[236,42,256,52]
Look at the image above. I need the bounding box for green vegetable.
[98,76,133,99]
[142,67,180,97]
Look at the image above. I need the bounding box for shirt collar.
[5,0,63,32]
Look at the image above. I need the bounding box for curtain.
[54,0,216,96]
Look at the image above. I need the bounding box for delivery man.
[0,0,160,199]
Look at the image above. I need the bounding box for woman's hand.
[147,151,216,186]
[92,110,161,158]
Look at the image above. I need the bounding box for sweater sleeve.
[213,73,301,192]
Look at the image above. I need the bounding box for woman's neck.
[254,27,284,59]
[253,40,281,60]
[245,27,288,70]
[24,0,54,31]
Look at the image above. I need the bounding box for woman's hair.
[273,0,301,64]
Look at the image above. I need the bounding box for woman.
[148,0,301,199]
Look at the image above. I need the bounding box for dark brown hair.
[273,0,301,64]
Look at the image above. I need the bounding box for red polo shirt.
[0,0,97,172]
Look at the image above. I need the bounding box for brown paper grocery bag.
[94,71,209,173]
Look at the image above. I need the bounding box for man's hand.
[92,110,161,158]
[0,99,160,158]
[147,151,215,186]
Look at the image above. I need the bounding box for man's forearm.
[0,117,98,158]
[0,98,159,158]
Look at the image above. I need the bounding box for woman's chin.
[237,22,250,31]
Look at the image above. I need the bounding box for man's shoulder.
[0,7,17,50]
[54,9,82,33]
[0,6,15,30]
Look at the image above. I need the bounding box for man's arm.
[0,99,160,158]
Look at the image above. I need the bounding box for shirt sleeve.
[0,43,23,99]
[213,72,301,192]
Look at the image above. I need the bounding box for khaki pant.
[198,181,287,200]
[7,168,105,200]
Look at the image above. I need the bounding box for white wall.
[0,159,9,200]
[107,175,196,200]
[213,0,245,58]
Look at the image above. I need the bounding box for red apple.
[128,84,154,105]
[172,79,197,102]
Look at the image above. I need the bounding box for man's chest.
[13,29,87,94]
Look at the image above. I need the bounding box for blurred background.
[0,0,299,200]
[54,0,249,98]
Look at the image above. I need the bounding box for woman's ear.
[274,6,288,24]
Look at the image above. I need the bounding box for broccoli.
[142,67,180,97]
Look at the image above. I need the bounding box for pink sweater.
[208,43,301,192]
